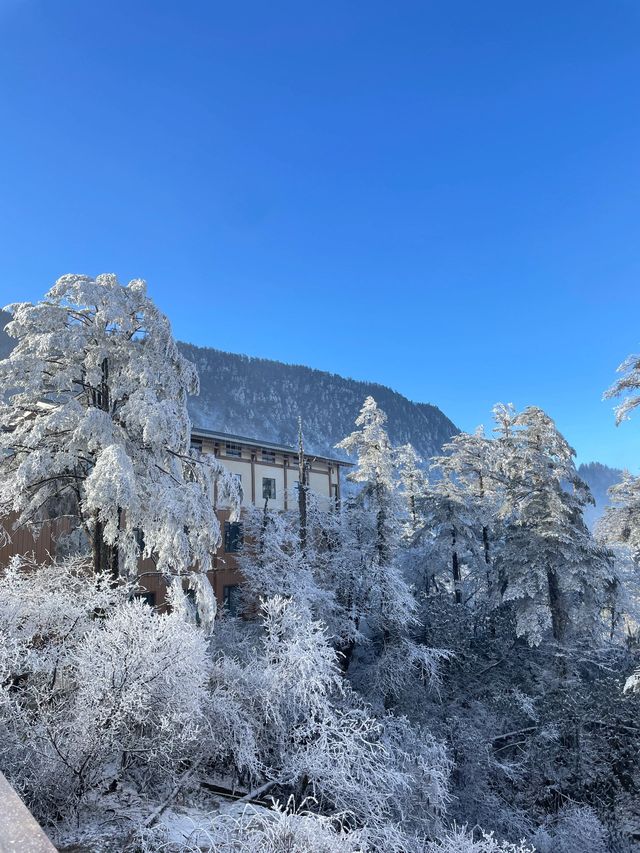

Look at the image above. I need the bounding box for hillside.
[578,461,623,530]
[0,310,457,460]
[179,342,458,460]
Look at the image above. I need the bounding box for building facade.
[181,428,350,613]
[0,427,350,615]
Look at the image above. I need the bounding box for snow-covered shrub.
[208,799,370,853]
[380,713,451,834]
[0,554,115,669]
[0,557,213,820]
[530,805,608,853]
[425,825,534,853]
[205,652,263,785]
[235,597,451,843]
[69,598,211,781]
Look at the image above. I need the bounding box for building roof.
[191,426,353,467]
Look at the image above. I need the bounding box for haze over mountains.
[578,462,623,530]
[0,310,623,521]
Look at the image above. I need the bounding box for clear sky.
[0,1,639,470]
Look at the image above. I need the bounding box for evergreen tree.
[335,397,415,647]
[492,406,612,645]
[395,442,429,538]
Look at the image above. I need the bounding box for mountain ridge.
[178,340,458,460]
[0,310,629,500]
[0,309,458,461]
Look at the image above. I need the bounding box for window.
[186,589,201,626]
[190,437,203,453]
[224,521,244,553]
[262,477,276,500]
[135,591,156,608]
[232,472,242,483]
[223,584,241,616]
[261,448,276,463]
[225,442,242,458]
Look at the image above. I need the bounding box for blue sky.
[0,1,639,470]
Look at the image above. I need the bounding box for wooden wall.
[0,514,73,569]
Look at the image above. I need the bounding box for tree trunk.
[483,524,493,597]
[90,358,120,581]
[297,418,308,556]
[92,510,119,582]
[452,526,462,604]
[546,567,568,642]
[375,481,389,565]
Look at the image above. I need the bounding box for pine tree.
[491,406,612,645]
[335,397,413,643]
[415,472,485,606]
[395,442,428,538]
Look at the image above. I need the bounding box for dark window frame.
[262,477,276,500]
[224,520,244,553]
[223,584,241,616]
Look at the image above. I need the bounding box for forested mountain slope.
[1,311,627,481]
[578,461,623,529]
[179,342,458,459]
[0,309,457,458]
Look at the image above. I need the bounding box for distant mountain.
[179,343,458,461]
[0,310,457,461]
[578,462,623,530]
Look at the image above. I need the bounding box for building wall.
[0,514,73,568]
[0,434,346,615]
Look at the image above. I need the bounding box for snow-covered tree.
[238,504,335,620]
[334,398,419,678]
[491,405,613,645]
[335,398,452,709]
[251,596,449,843]
[0,274,238,625]
[336,396,398,562]
[414,471,486,607]
[395,442,428,538]
[596,471,640,562]
[604,348,640,426]
[0,556,214,819]
[434,428,498,581]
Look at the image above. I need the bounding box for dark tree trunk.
[409,492,417,532]
[89,358,120,582]
[483,524,493,597]
[452,526,462,605]
[546,567,568,642]
[375,481,389,566]
[297,418,309,556]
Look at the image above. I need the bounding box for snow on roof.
[191,427,353,466]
